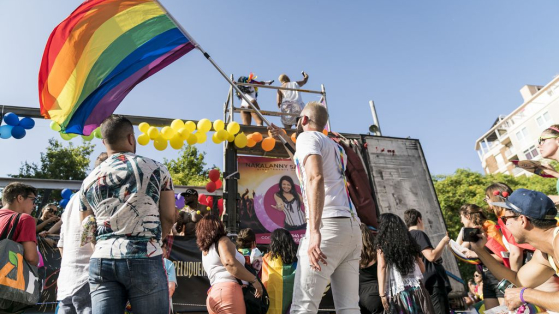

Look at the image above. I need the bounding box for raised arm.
[421,233,450,262]
[296,72,309,87]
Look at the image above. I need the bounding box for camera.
[462,228,480,242]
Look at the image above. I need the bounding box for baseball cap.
[181,188,198,197]
[491,188,557,220]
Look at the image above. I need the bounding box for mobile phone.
[463,228,480,242]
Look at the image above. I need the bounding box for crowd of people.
[0,102,558,314]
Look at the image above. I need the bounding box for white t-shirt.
[293,131,355,219]
[57,194,94,300]
[202,243,246,286]
[281,82,304,106]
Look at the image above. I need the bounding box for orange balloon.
[247,137,257,147]
[291,133,297,143]
[261,137,276,151]
[252,132,263,142]
[322,129,329,136]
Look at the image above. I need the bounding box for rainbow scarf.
[39,0,195,135]
[262,253,296,314]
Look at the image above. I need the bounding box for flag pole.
[154,1,294,153]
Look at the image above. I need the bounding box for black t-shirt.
[410,230,451,293]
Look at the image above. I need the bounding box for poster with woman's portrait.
[238,156,306,244]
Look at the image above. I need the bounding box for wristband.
[519,287,527,303]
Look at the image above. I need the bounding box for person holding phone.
[537,125,559,203]
[456,204,507,310]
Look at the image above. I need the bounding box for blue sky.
[1,1,559,177]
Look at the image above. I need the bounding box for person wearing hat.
[177,189,210,237]
[470,188,559,313]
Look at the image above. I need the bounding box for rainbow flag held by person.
[39,0,195,135]
[262,253,297,314]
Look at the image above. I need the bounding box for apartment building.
[475,75,559,176]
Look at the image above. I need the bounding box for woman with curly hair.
[359,223,383,314]
[262,228,298,314]
[197,215,263,314]
[375,213,434,314]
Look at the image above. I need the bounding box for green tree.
[11,138,95,180]
[164,145,216,186]
[434,168,557,281]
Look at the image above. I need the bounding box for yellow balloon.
[227,133,235,142]
[148,127,160,139]
[161,126,176,140]
[82,133,94,141]
[171,119,184,131]
[186,133,197,145]
[138,122,150,133]
[93,128,103,139]
[213,119,225,131]
[170,135,184,149]
[60,132,72,141]
[212,132,222,144]
[217,129,229,141]
[226,121,240,135]
[197,119,212,133]
[234,132,247,148]
[137,133,150,146]
[184,121,196,133]
[153,137,168,151]
[50,121,62,132]
[177,127,190,140]
[196,132,207,144]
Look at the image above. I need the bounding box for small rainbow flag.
[262,253,297,314]
[39,0,195,135]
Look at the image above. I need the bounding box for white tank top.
[202,242,246,286]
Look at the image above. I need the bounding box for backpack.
[0,213,40,313]
[236,263,270,314]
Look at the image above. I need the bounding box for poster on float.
[238,156,306,244]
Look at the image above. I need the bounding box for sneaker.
[264,80,274,85]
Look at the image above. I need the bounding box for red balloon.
[206,181,216,193]
[198,193,207,205]
[217,199,224,216]
[206,196,214,207]
[216,179,223,189]
[209,169,220,182]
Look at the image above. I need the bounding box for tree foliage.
[10,138,95,180]
[433,168,558,282]
[164,145,216,186]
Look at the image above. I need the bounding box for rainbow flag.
[39,0,195,135]
[262,253,297,314]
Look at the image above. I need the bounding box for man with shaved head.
[290,102,362,313]
[79,115,176,314]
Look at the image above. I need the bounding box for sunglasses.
[538,136,558,145]
[501,215,520,224]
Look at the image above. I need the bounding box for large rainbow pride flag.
[39,0,195,135]
[262,253,297,314]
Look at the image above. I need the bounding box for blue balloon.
[11,126,26,139]
[59,198,69,209]
[18,117,35,130]
[3,112,19,126]
[61,188,73,200]
[0,125,13,139]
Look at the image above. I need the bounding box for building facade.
[475,76,559,176]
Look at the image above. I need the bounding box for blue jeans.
[89,256,169,314]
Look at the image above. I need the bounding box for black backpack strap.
[6,214,21,241]
[0,213,17,240]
